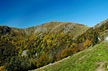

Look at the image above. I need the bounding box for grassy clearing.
[33,42,108,71]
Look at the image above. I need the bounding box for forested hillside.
[34,41,108,71]
[0,22,89,71]
[1,19,108,71]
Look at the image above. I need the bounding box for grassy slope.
[33,41,108,71]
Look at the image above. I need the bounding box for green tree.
[92,32,99,46]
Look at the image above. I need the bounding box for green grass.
[33,42,108,71]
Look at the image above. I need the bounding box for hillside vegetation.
[0,22,90,71]
[1,19,108,71]
[33,41,108,71]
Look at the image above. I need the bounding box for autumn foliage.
[56,48,73,61]
[36,54,52,67]
[1,22,105,71]
[83,39,91,48]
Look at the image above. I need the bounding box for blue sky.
[0,0,108,28]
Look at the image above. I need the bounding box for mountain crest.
[94,19,108,29]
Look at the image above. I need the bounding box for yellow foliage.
[72,43,77,48]
[47,39,51,44]
[83,39,91,48]
[0,66,5,70]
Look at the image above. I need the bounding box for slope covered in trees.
[33,41,108,71]
[1,19,108,71]
[0,22,90,71]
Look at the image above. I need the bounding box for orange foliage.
[0,66,5,70]
[56,53,62,61]
[72,47,79,53]
[36,54,49,67]
[56,48,73,60]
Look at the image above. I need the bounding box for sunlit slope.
[25,22,90,38]
[34,42,108,71]
[0,22,90,39]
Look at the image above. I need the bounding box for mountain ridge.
[0,21,90,38]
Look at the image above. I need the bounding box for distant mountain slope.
[33,41,108,71]
[0,21,90,38]
[26,21,89,38]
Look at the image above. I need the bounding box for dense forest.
[0,20,108,71]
